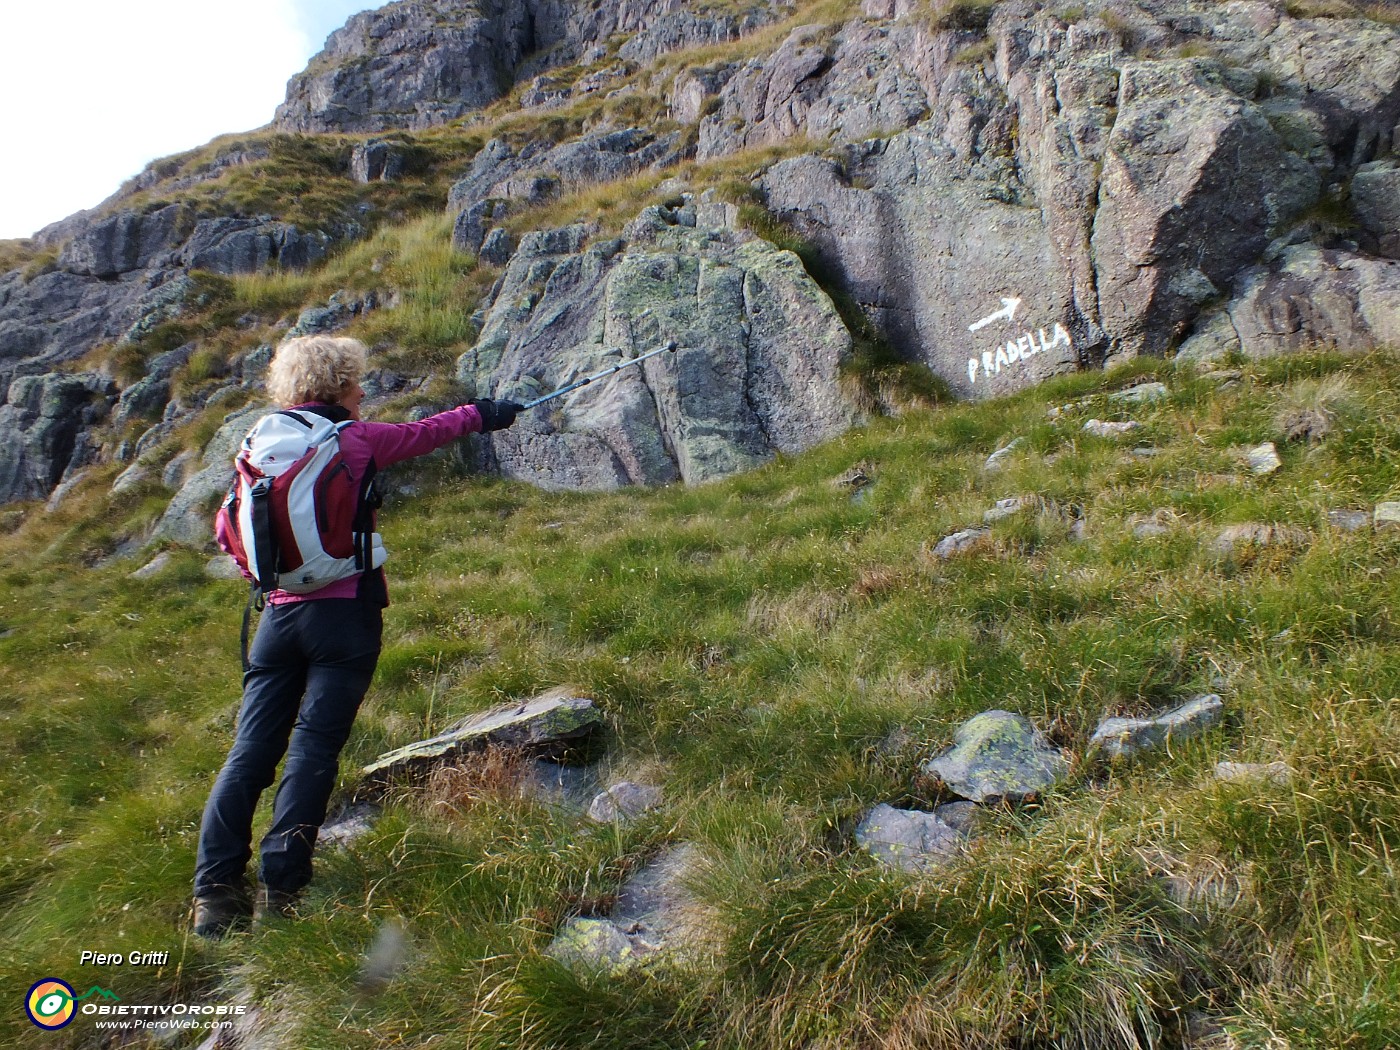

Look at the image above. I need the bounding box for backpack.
[215,410,387,600]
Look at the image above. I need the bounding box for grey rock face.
[922,710,1069,804]
[182,217,334,275]
[1180,245,1400,361]
[855,803,971,873]
[359,689,602,791]
[446,128,682,252]
[351,139,408,183]
[1088,694,1224,761]
[275,0,790,133]
[1352,161,1400,259]
[57,204,188,277]
[456,204,858,491]
[0,372,117,503]
[730,1,1400,394]
[150,403,266,545]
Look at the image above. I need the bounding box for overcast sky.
[0,0,376,240]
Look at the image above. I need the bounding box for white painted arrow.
[968,297,1022,332]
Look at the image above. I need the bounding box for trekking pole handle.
[519,341,678,411]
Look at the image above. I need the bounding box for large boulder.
[150,402,265,545]
[456,200,859,490]
[181,217,336,274]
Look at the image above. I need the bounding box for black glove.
[469,398,523,432]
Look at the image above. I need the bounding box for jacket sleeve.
[351,405,484,469]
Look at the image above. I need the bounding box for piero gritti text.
[80,950,170,966]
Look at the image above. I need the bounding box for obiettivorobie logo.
[25,979,120,1030]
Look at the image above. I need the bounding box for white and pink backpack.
[215,410,386,598]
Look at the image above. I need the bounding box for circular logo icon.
[26,978,76,1030]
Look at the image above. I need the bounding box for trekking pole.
[519,341,677,411]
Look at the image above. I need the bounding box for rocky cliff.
[0,0,1397,524]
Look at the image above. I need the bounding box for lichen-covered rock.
[456,202,858,491]
[546,844,713,973]
[855,803,971,873]
[0,372,117,503]
[1088,694,1224,761]
[360,689,601,790]
[922,710,1069,804]
[1215,760,1292,786]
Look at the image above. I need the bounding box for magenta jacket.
[263,402,484,605]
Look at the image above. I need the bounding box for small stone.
[922,710,1069,804]
[1203,369,1242,384]
[587,782,664,823]
[1214,761,1293,786]
[1246,442,1282,475]
[1374,502,1400,528]
[984,496,1035,522]
[1108,382,1168,405]
[1327,509,1371,532]
[931,527,990,560]
[1210,523,1309,554]
[855,804,968,873]
[1134,521,1171,539]
[1130,446,1161,458]
[1088,694,1224,761]
[129,551,173,579]
[320,803,379,847]
[1083,419,1142,438]
[984,438,1024,470]
[205,555,246,580]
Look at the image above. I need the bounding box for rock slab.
[360,689,601,790]
[1089,694,1224,761]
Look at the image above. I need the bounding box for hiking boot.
[253,883,299,925]
[192,886,251,940]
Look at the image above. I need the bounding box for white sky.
[0,0,376,240]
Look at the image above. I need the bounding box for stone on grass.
[1327,509,1372,532]
[547,918,637,971]
[1083,419,1142,438]
[1214,761,1293,786]
[1375,502,1400,528]
[1109,382,1168,405]
[359,688,600,792]
[320,802,379,848]
[931,527,990,560]
[984,496,1035,523]
[922,710,1069,804]
[1089,695,1224,761]
[1246,442,1282,475]
[984,438,1024,471]
[205,555,245,580]
[129,551,173,579]
[1210,523,1309,554]
[855,803,971,873]
[587,781,664,823]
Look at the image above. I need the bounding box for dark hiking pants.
[194,598,382,898]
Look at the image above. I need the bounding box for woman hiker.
[192,334,521,938]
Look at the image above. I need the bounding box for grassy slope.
[0,349,1397,1049]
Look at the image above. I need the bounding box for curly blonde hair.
[266,335,368,407]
